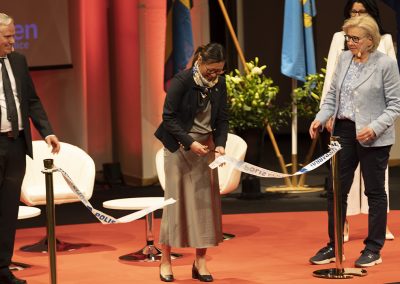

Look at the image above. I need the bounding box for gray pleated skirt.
[159,134,223,248]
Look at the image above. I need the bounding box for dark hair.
[343,0,386,35]
[191,43,225,66]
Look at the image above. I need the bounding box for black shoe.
[0,271,27,284]
[192,262,213,282]
[159,273,174,282]
[159,264,174,282]
[309,246,336,265]
[355,249,382,267]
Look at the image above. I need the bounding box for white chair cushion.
[21,141,95,206]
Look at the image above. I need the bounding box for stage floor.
[13,211,400,283]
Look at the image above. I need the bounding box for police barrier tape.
[209,141,342,178]
[51,167,176,224]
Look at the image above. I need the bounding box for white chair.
[155,133,247,239]
[10,206,41,271]
[103,197,183,262]
[19,141,95,252]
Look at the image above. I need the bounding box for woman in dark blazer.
[155,43,228,282]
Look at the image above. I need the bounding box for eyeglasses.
[350,9,367,16]
[344,34,366,43]
[204,64,225,75]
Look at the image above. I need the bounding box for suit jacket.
[316,50,400,147]
[155,68,229,152]
[5,52,53,157]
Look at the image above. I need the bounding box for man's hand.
[45,135,61,154]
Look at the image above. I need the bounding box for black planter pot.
[240,176,262,199]
[236,128,265,199]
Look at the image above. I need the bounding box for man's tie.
[0,58,19,138]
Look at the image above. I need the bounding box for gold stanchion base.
[265,185,324,194]
[313,268,367,279]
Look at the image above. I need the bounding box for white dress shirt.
[0,56,23,132]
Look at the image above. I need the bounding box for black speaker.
[239,176,263,199]
[102,162,124,185]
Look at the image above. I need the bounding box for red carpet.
[13,211,400,283]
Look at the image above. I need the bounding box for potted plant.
[226,57,282,133]
[292,67,325,119]
[292,66,326,187]
[226,57,281,198]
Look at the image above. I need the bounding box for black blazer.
[155,69,229,152]
[6,52,53,158]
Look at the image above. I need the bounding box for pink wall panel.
[110,0,142,177]
[82,0,113,165]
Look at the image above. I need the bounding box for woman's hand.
[309,120,321,139]
[326,117,334,133]
[356,127,376,143]
[214,146,225,167]
[190,141,209,156]
[214,146,225,157]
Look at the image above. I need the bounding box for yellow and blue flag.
[164,0,194,91]
[281,0,316,81]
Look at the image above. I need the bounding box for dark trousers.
[327,119,390,253]
[0,135,26,272]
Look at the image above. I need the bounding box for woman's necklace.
[200,89,209,99]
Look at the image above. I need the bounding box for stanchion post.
[43,159,57,284]
[313,137,367,279]
[332,136,344,271]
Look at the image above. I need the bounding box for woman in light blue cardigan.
[321,0,397,243]
[309,15,400,268]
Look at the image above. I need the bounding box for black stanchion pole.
[43,159,57,284]
[313,136,367,279]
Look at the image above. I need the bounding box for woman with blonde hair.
[320,0,396,243]
[309,15,400,268]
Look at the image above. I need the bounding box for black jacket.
[155,68,229,152]
[5,52,53,158]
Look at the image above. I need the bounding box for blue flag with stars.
[281,0,317,81]
[164,0,194,91]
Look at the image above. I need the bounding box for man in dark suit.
[0,13,60,284]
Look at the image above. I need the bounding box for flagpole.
[266,0,326,192]
[291,79,298,186]
[217,0,248,73]
[298,135,318,186]
[217,0,291,187]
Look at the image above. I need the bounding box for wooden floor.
[13,211,400,283]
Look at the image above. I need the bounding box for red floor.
[12,211,400,283]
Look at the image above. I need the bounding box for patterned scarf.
[192,60,218,89]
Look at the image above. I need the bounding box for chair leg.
[223,232,236,240]
[119,212,182,262]
[119,240,163,261]
[9,261,31,271]
[20,236,90,252]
